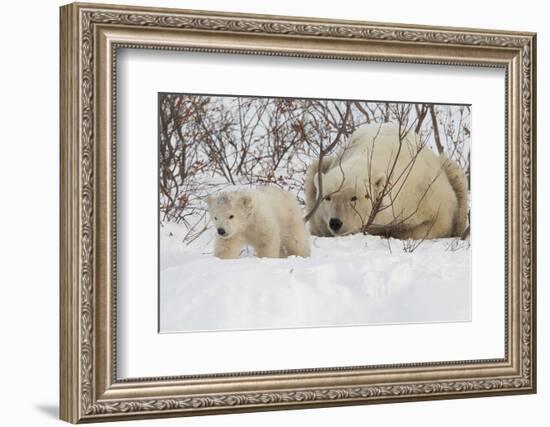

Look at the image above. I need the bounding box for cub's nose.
[217,227,226,236]
[329,218,343,231]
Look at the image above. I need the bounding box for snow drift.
[160,222,471,333]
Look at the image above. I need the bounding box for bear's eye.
[214,217,218,220]
[364,193,370,199]
[229,215,234,219]
[325,196,331,201]
[350,196,358,202]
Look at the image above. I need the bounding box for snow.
[159,222,471,333]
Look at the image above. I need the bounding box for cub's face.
[206,192,252,239]
[314,170,386,236]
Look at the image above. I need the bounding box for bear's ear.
[205,195,214,207]
[374,173,386,189]
[240,194,252,209]
[313,172,324,195]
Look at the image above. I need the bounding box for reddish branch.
[429,104,444,155]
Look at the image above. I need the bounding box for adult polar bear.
[305,123,468,240]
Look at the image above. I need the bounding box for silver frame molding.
[60,2,537,423]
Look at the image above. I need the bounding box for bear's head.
[313,161,388,236]
[205,191,253,239]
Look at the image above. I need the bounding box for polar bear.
[206,186,311,259]
[304,123,468,240]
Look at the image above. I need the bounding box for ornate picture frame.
[60,2,536,423]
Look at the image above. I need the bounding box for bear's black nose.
[329,218,343,231]
[217,227,226,236]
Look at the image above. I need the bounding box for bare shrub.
[158,95,470,244]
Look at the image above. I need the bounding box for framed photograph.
[60,2,537,423]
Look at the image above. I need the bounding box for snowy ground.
[159,222,471,333]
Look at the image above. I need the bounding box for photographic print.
[159,94,471,333]
[60,4,536,421]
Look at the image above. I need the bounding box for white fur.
[304,123,469,239]
[206,186,311,259]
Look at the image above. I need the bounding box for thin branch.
[429,104,444,155]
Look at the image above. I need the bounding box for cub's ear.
[205,195,214,207]
[240,194,252,209]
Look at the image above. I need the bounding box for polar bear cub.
[206,186,311,259]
